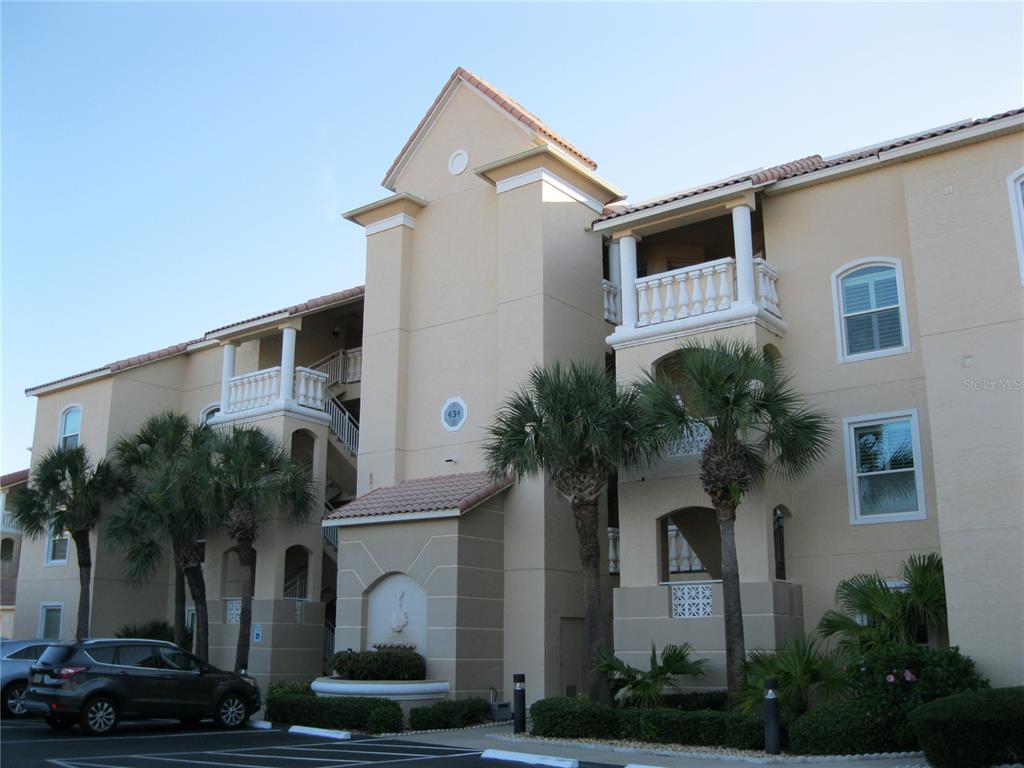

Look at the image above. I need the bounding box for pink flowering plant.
[848,644,989,750]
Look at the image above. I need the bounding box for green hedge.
[909,687,1024,768]
[661,691,729,712]
[788,698,895,756]
[530,697,619,739]
[330,649,426,681]
[530,696,772,750]
[265,691,403,733]
[408,698,491,730]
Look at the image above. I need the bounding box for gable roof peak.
[381,66,597,190]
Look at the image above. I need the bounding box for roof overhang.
[475,145,625,208]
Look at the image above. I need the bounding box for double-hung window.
[59,406,82,450]
[844,410,926,524]
[39,603,63,640]
[833,259,910,362]
[45,527,70,565]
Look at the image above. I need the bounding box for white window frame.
[844,409,927,525]
[831,257,911,364]
[44,526,70,566]
[57,404,83,450]
[38,602,64,640]
[1007,165,1024,287]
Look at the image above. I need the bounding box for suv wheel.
[214,693,248,728]
[2,681,28,717]
[80,696,119,736]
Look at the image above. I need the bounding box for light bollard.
[764,676,781,755]
[513,673,526,734]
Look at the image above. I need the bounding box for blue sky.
[2,1,1022,473]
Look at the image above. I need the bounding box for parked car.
[1,639,52,717]
[22,639,260,735]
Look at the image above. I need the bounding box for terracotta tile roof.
[205,285,366,335]
[599,107,1024,221]
[383,66,597,189]
[0,577,16,608]
[324,471,512,522]
[27,285,365,394]
[0,469,29,489]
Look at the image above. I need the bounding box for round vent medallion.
[448,150,469,176]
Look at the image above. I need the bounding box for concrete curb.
[481,749,578,768]
[247,719,273,730]
[287,725,352,740]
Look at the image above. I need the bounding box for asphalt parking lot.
[0,718,616,768]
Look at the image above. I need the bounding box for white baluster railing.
[226,367,282,414]
[602,280,621,324]
[634,257,735,328]
[294,367,328,409]
[311,351,345,387]
[667,524,704,573]
[608,527,620,574]
[326,397,359,454]
[341,348,363,383]
[754,258,781,317]
[283,570,308,600]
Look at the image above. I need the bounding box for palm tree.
[11,446,122,639]
[208,426,314,673]
[818,552,946,654]
[483,361,660,702]
[638,340,830,699]
[595,642,707,707]
[108,412,217,660]
[736,636,847,716]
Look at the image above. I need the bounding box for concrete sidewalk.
[389,723,928,768]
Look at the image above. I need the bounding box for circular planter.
[311,677,450,701]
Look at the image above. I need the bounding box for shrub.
[265,691,403,732]
[789,698,895,756]
[330,649,426,681]
[366,705,405,734]
[267,680,314,697]
[737,638,848,716]
[846,644,989,750]
[661,690,728,711]
[722,712,766,750]
[408,698,491,730]
[909,687,1024,768]
[595,644,706,707]
[116,619,192,649]
[529,697,618,739]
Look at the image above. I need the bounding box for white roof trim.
[323,508,461,528]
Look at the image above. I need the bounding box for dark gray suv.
[22,639,260,735]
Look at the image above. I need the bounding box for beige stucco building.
[13,69,1024,699]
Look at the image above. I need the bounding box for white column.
[219,343,237,412]
[280,327,297,402]
[617,234,639,329]
[607,240,621,288]
[731,204,756,306]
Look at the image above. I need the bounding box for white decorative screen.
[671,584,713,618]
[225,599,241,625]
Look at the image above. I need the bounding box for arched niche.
[365,573,427,655]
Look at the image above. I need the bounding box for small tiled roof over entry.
[324,471,512,522]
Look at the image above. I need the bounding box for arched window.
[832,259,910,363]
[199,404,220,426]
[59,406,82,450]
[1008,165,1024,286]
[1,538,13,562]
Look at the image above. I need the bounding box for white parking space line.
[8,728,285,745]
[136,756,336,768]
[215,752,364,763]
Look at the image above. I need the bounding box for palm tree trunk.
[174,565,186,648]
[716,505,746,700]
[183,564,210,661]
[571,498,610,704]
[71,529,92,640]
[234,540,256,673]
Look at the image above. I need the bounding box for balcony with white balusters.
[601,198,785,346]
